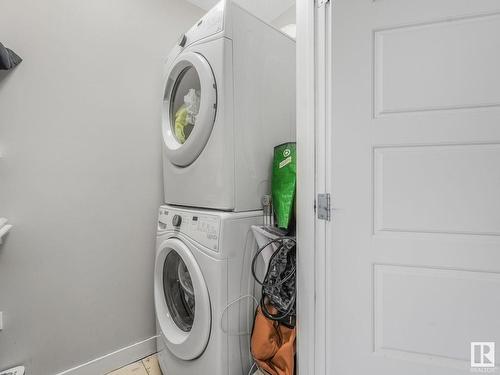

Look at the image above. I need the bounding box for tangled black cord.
[251,237,296,327]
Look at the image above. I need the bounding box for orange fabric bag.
[251,306,296,375]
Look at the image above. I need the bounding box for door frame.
[296,0,330,374]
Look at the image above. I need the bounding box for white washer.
[154,205,262,375]
[162,0,296,211]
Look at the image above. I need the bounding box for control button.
[172,215,182,227]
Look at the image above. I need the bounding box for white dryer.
[162,0,296,211]
[154,205,261,375]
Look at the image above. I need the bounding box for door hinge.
[317,0,330,8]
[317,193,331,221]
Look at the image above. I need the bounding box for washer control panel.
[158,208,221,252]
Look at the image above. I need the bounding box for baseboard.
[55,336,158,375]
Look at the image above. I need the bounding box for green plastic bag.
[272,142,296,230]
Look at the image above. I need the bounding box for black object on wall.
[0,42,22,70]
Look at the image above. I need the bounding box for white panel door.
[325,1,500,374]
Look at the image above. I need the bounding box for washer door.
[154,237,211,360]
[162,52,217,167]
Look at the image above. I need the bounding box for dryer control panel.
[158,208,221,252]
[184,1,224,47]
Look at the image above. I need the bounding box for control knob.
[172,215,182,227]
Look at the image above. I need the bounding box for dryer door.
[162,52,217,167]
[154,237,211,360]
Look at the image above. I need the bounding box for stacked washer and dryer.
[154,1,295,374]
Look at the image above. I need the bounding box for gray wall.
[0,0,203,373]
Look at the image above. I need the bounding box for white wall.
[271,4,296,29]
[0,0,203,374]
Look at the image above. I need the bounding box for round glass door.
[163,251,195,332]
[163,52,217,167]
[154,238,211,360]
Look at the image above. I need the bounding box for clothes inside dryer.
[163,251,196,332]
[171,67,201,144]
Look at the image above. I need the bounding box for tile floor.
[107,354,162,375]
